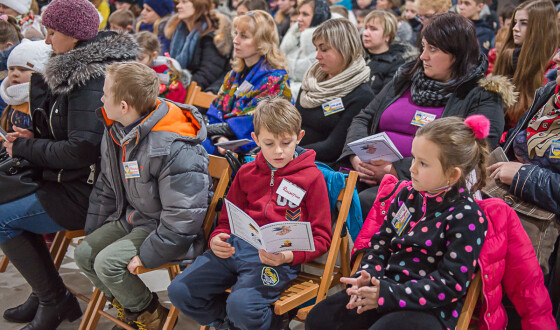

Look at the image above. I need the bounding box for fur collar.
[43,32,139,95]
[478,75,518,109]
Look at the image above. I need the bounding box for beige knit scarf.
[299,57,370,109]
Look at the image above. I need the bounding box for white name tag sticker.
[276,179,306,207]
[391,203,412,235]
[123,161,140,179]
[411,110,437,127]
[322,98,345,116]
[157,73,170,84]
[234,80,253,97]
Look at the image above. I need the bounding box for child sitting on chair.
[168,97,332,330]
[74,62,211,330]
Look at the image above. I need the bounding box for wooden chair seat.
[185,82,217,109]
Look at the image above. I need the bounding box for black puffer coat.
[365,42,418,96]
[340,59,516,180]
[12,32,139,230]
[502,82,560,213]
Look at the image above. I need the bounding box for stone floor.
[0,240,307,330]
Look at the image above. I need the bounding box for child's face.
[357,0,372,9]
[237,4,249,16]
[0,4,18,16]
[404,1,417,20]
[357,16,365,31]
[8,66,32,86]
[115,2,132,10]
[512,9,528,46]
[410,136,454,193]
[376,0,390,9]
[458,0,482,20]
[101,74,123,122]
[109,23,126,32]
[137,51,155,66]
[251,128,305,169]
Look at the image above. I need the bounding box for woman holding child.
[340,13,515,217]
[203,10,292,155]
[296,18,374,164]
[0,0,138,328]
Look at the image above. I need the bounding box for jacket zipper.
[49,100,58,140]
[87,164,96,184]
[57,169,63,182]
[264,169,276,219]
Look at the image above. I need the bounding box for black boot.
[3,293,39,323]
[0,231,82,329]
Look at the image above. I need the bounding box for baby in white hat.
[0,39,51,133]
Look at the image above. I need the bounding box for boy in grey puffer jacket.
[74,62,211,330]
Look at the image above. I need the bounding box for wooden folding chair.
[79,155,232,330]
[200,171,358,329]
[0,229,85,273]
[185,82,217,109]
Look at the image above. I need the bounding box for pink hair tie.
[464,115,490,139]
[0,15,8,21]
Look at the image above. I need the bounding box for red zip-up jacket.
[209,148,332,265]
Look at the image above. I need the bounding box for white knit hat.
[0,0,32,14]
[7,40,52,74]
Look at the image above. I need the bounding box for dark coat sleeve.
[190,36,228,90]
[12,80,104,169]
[511,164,560,214]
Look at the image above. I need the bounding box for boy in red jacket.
[168,98,332,330]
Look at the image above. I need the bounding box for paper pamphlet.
[347,132,403,163]
[225,199,315,253]
[214,139,252,151]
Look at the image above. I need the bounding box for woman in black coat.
[0,1,138,328]
[340,14,515,218]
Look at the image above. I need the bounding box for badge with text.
[411,110,437,127]
[276,179,306,207]
[321,98,345,116]
[156,72,170,84]
[123,161,140,179]
[391,203,412,235]
[550,140,560,159]
[234,80,253,97]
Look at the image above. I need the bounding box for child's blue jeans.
[168,236,300,330]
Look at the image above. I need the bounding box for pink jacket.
[353,175,555,330]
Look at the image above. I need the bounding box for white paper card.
[276,179,306,207]
[347,132,403,163]
[225,199,315,253]
[214,138,253,151]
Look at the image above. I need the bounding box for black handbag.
[0,148,39,205]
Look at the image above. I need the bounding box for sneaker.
[125,293,169,330]
[110,299,137,330]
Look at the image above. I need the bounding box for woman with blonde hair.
[165,0,232,92]
[493,0,559,128]
[203,10,293,155]
[297,18,374,163]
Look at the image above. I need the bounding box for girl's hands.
[210,233,235,258]
[258,250,293,266]
[341,270,381,313]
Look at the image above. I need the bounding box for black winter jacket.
[340,60,515,180]
[297,83,374,164]
[12,32,139,230]
[366,42,417,96]
[189,32,230,93]
[502,82,560,213]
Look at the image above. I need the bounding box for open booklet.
[225,199,315,253]
[347,132,403,163]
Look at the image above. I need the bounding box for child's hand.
[12,126,34,139]
[215,137,229,155]
[354,277,381,314]
[210,233,235,258]
[341,270,373,310]
[258,250,293,266]
[127,256,143,274]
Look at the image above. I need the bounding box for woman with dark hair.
[164,0,233,93]
[0,0,138,328]
[280,0,331,96]
[339,13,516,217]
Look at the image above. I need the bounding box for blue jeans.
[0,193,64,244]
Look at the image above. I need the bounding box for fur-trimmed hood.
[479,75,518,109]
[164,10,233,58]
[44,31,140,95]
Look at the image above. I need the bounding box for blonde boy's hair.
[253,98,301,137]
[108,9,135,29]
[105,62,159,116]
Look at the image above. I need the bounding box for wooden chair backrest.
[185,82,217,109]
[203,155,231,239]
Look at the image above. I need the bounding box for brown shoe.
[125,293,169,330]
[110,299,138,330]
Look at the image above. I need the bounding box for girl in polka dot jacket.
[306,115,492,330]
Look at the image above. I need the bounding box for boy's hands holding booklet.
[211,233,236,258]
[258,250,293,266]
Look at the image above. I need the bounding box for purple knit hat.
[42,0,100,40]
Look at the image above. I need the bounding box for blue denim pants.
[0,194,64,244]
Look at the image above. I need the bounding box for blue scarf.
[169,21,206,69]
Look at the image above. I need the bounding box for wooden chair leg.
[79,288,103,330]
[0,255,9,273]
[84,289,107,330]
[340,235,350,277]
[49,231,65,258]
[52,234,72,270]
[163,305,180,330]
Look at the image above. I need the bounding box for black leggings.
[306,290,445,330]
